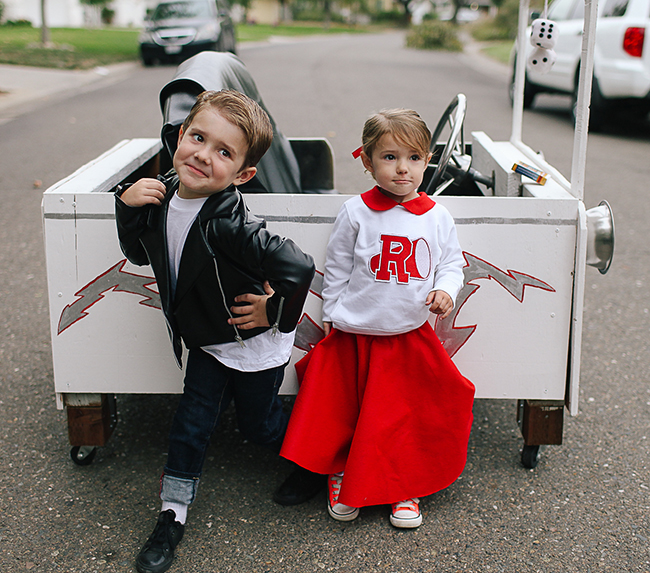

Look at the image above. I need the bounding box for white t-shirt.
[166,191,294,372]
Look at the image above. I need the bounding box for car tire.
[572,75,608,132]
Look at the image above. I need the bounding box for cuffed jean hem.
[160,473,200,506]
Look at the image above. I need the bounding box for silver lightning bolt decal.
[57,260,160,335]
[294,270,325,351]
[57,254,554,359]
[434,252,555,357]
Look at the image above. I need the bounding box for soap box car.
[43,6,614,469]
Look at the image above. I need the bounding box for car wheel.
[572,75,608,132]
[142,57,155,67]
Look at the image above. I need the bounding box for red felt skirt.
[280,321,475,508]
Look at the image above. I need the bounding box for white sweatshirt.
[322,187,464,336]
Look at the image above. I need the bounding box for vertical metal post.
[510,0,531,145]
[570,0,600,201]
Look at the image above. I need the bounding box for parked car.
[139,0,237,66]
[510,0,650,128]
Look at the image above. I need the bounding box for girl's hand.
[426,290,453,320]
[120,178,167,207]
[228,281,275,329]
[323,321,332,337]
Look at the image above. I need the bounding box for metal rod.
[510,0,531,145]
[570,0,600,201]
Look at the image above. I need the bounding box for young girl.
[280,108,475,528]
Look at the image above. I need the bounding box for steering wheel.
[423,94,468,196]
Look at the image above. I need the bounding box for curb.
[459,32,511,79]
[0,61,139,122]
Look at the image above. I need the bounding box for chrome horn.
[586,200,614,274]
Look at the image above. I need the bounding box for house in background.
[2,0,148,27]
[1,0,491,28]
[2,0,298,27]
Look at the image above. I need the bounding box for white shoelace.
[329,474,343,504]
[392,498,420,513]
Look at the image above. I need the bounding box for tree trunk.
[41,0,52,47]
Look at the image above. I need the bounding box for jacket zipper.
[205,222,246,347]
[272,296,285,335]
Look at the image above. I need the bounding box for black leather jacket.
[115,174,315,366]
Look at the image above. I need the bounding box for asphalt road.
[1,31,649,572]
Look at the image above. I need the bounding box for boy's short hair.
[361,109,431,160]
[181,89,273,170]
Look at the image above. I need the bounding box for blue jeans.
[160,348,288,506]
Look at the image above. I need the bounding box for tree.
[394,0,413,24]
[41,0,52,47]
[450,0,467,25]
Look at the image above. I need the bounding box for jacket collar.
[161,172,239,222]
[361,186,435,215]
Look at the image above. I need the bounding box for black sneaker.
[273,465,326,506]
[135,510,184,573]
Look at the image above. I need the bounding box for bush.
[406,21,462,51]
[469,0,521,41]
[3,19,33,27]
[422,12,439,22]
[101,7,115,25]
[292,10,346,23]
[372,9,404,24]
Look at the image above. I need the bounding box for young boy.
[115,89,318,573]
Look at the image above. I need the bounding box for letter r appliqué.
[369,234,432,284]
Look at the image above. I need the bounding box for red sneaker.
[390,498,422,528]
[327,473,359,521]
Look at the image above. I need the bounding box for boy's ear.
[360,150,374,173]
[177,126,184,147]
[426,151,433,164]
[233,166,257,186]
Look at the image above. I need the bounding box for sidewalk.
[458,31,510,79]
[0,61,138,123]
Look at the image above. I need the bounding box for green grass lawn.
[0,22,509,70]
[481,40,514,65]
[0,27,140,68]
[0,22,367,69]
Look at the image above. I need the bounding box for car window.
[547,0,580,21]
[153,1,211,20]
[601,0,629,17]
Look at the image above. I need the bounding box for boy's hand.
[323,322,332,337]
[228,281,275,330]
[426,290,453,320]
[119,178,166,207]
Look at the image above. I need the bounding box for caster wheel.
[521,445,540,468]
[70,446,97,466]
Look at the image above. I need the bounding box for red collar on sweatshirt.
[361,186,435,215]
